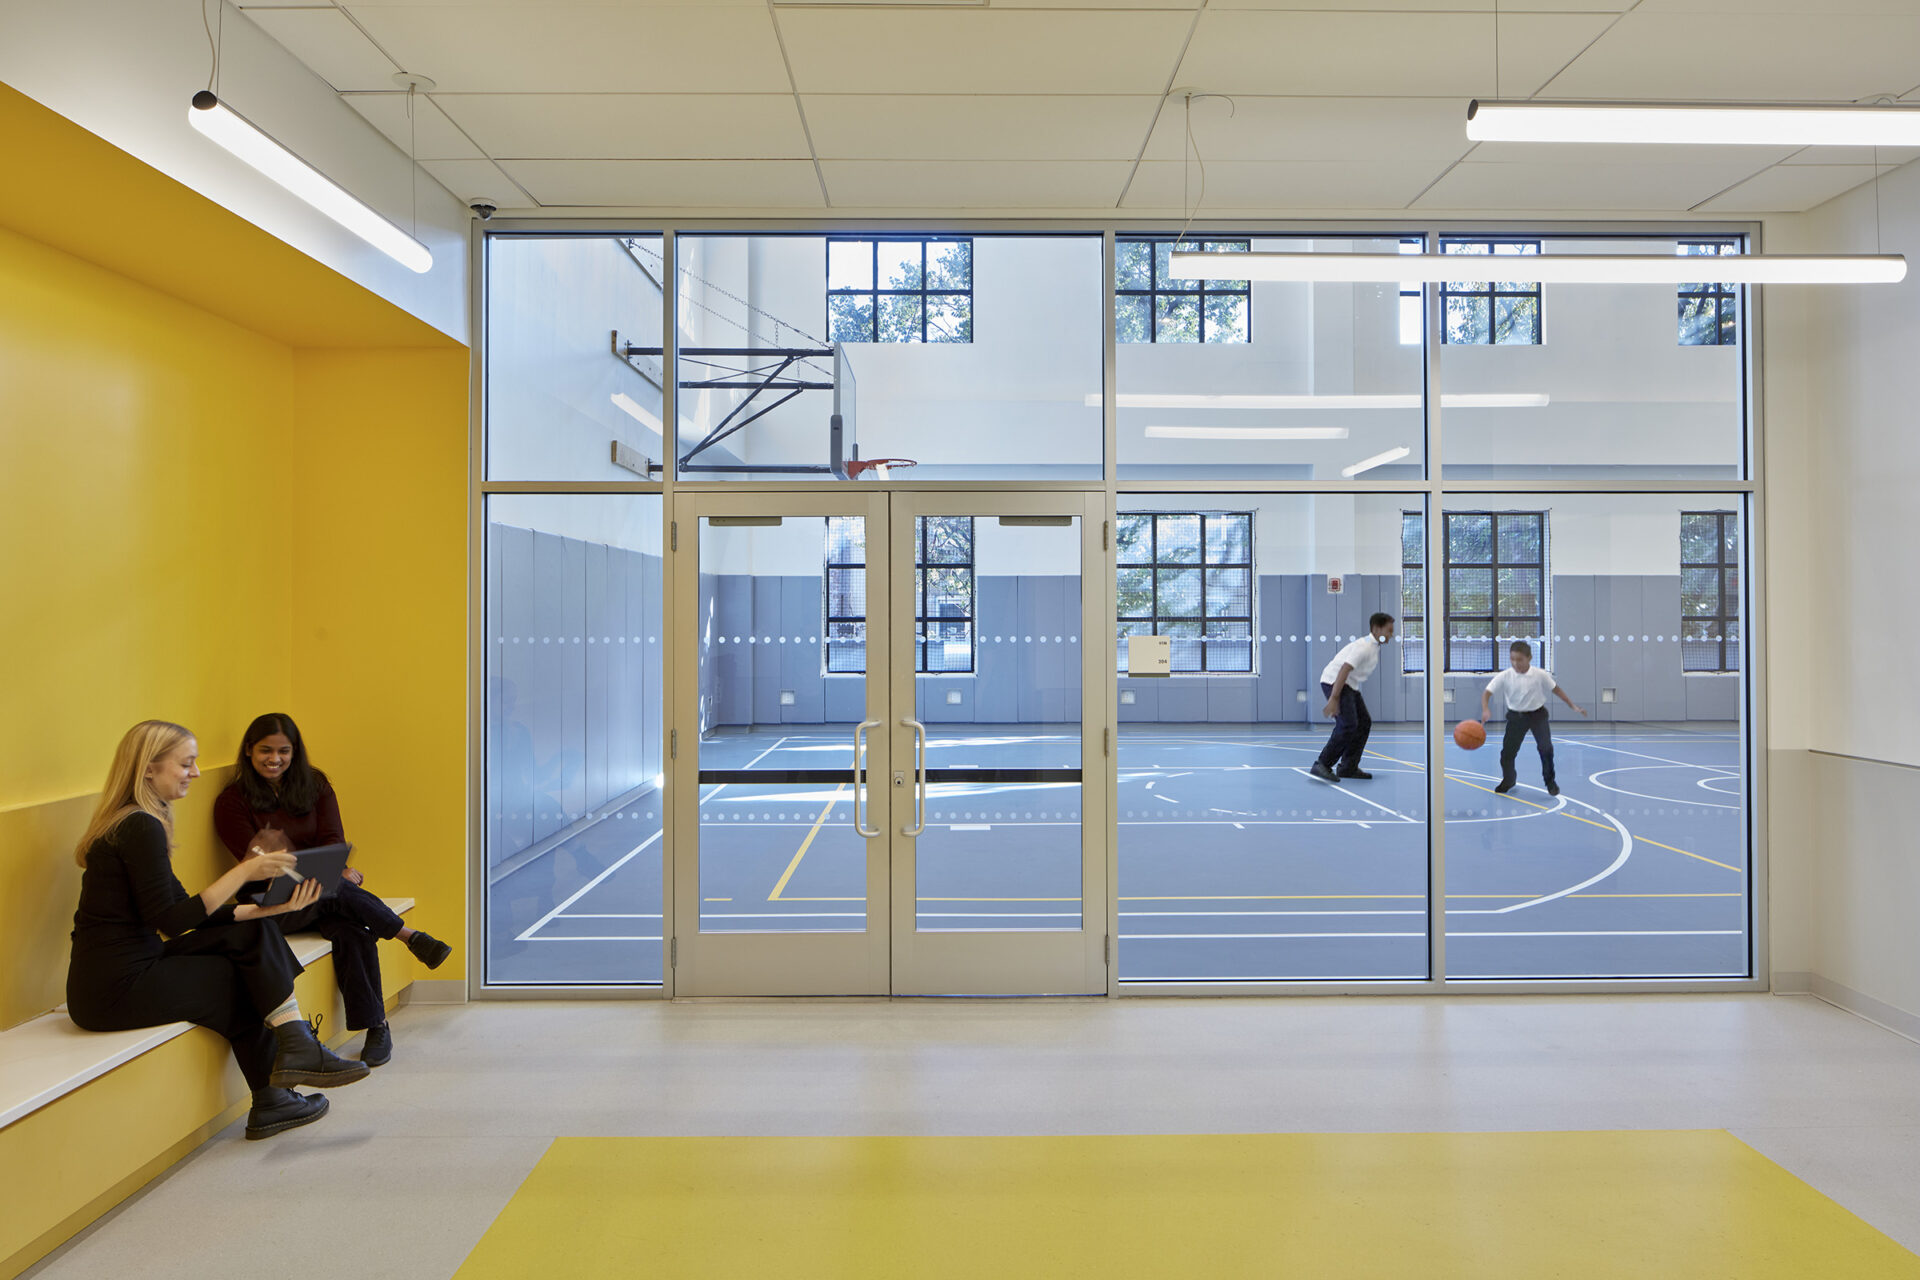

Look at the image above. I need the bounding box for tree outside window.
[1116,512,1254,672]
[1440,239,1542,345]
[827,238,973,344]
[1115,238,1250,344]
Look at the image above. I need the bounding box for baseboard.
[1770,971,1813,994]
[407,979,467,1005]
[1808,973,1920,1045]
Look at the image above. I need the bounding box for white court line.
[1445,788,1635,916]
[1290,767,1419,823]
[558,914,663,919]
[1126,932,1427,940]
[950,824,992,831]
[1123,929,1739,941]
[1554,739,1739,771]
[515,831,662,942]
[528,935,664,942]
[1122,909,1426,918]
[1588,767,1740,811]
[702,911,865,919]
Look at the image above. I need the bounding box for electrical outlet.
[779,690,796,706]
[1294,690,1307,703]
[946,690,963,705]
[1601,688,1616,703]
[1443,688,1455,703]
[1120,690,1136,705]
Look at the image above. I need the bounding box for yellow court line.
[1366,748,1743,874]
[768,782,847,902]
[704,897,732,902]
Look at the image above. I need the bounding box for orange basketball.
[1453,719,1487,750]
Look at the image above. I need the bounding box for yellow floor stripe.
[455,1132,1920,1279]
[767,782,846,902]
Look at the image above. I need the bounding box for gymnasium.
[2,2,1918,1276]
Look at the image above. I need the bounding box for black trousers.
[1500,708,1556,787]
[278,882,405,1031]
[68,920,304,1091]
[1317,682,1373,771]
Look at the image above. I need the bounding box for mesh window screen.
[1115,512,1256,673]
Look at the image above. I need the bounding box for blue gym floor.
[485,722,1747,987]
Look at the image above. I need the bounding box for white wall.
[488,494,662,558]
[0,0,469,340]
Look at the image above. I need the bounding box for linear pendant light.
[1145,426,1348,441]
[1466,98,1920,148]
[1088,393,1547,409]
[1167,250,1906,285]
[188,91,433,273]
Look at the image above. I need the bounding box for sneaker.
[1493,780,1515,795]
[245,1088,328,1140]
[1308,762,1337,783]
[1546,782,1560,797]
[269,1015,372,1089]
[1335,767,1373,781]
[406,931,453,970]
[361,1021,393,1068]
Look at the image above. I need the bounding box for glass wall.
[673,234,1104,481]
[485,494,664,984]
[1116,493,1429,981]
[486,235,666,482]
[1435,494,1748,979]
[1116,235,1424,482]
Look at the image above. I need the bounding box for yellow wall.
[292,349,471,978]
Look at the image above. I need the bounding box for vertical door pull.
[900,718,927,837]
[852,720,883,838]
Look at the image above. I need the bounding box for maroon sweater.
[213,774,347,861]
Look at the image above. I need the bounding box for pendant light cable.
[201,0,224,93]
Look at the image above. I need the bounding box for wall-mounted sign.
[1126,634,1172,678]
[1327,576,1345,594]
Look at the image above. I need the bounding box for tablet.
[258,843,354,908]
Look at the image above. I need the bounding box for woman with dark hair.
[213,713,450,1068]
[70,721,370,1141]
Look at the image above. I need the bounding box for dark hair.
[235,713,324,815]
[1510,640,1533,658]
[1369,612,1394,631]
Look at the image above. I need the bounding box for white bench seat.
[0,897,412,1129]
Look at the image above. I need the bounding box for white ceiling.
[237,0,1920,217]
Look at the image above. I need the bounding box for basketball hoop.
[843,457,918,480]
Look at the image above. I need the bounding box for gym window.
[1115,238,1251,344]
[1681,511,1740,673]
[1401,511,1426,673]
[826,237,973,344]
[1398,237,1423,346]
[1116,512,1254,673]
[825,516,975,674]
[1678,242,1740,346]
[1443,511,1547,673]
[1440,239,1542,345]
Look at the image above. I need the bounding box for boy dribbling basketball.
[1480,640,1586,796]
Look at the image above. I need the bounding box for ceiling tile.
[247,7,399,92]
[1412,158,1764,211]
[347,7,791,93]
[436,94,809,160]
[1543,13,1920,101]
[803,95,1161,161]
[1143,96,1468,165]
[1178,10,1613,98]
[819,160,1134,209]
[420,157,538,207]
[1696,163,1895,213]
[1123,158,1439,211]
[774,9,1196,94]
[341,92,485,160]
[497,158,826,208]
[1780,146,1920,166]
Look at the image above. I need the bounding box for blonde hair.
[74,721,195,867]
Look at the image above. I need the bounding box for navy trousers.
[1499,708,1556,787]
[1317,682,1372,772]
[279,882,405,1031]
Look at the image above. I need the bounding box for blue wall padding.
[488,524,663,866]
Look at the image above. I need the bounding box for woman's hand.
[239,850,298,882]
[342,867,365,887]
[234,877,321,921]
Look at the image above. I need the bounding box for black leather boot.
[270,1017,372,1088]
[246,1087,328,1139]
[361,1021,393,1067]
[406,931,453,969]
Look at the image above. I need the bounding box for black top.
[69,811,236,1004]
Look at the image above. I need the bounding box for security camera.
[468,199,498,221]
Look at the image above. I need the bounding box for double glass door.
[670,491,1108,995]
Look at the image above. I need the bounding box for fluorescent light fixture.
[1466,98,1920,147]
[188,91,432,274]
[1341,446,1412,477]
[611,392,663,432]
[1145,426,1349,441]
[1168,250,1905,285]
[1090,393,1548,409]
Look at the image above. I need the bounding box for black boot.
[246,1087,329,1139]
[361,1021,393,1067]
[405,931,453,970]
[270,1016,372,1089]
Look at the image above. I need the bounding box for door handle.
[899,717,927,837]
[852,719,882,838]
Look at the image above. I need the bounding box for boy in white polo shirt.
[1479,639,1586,796]
[1309,612,1395,783]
